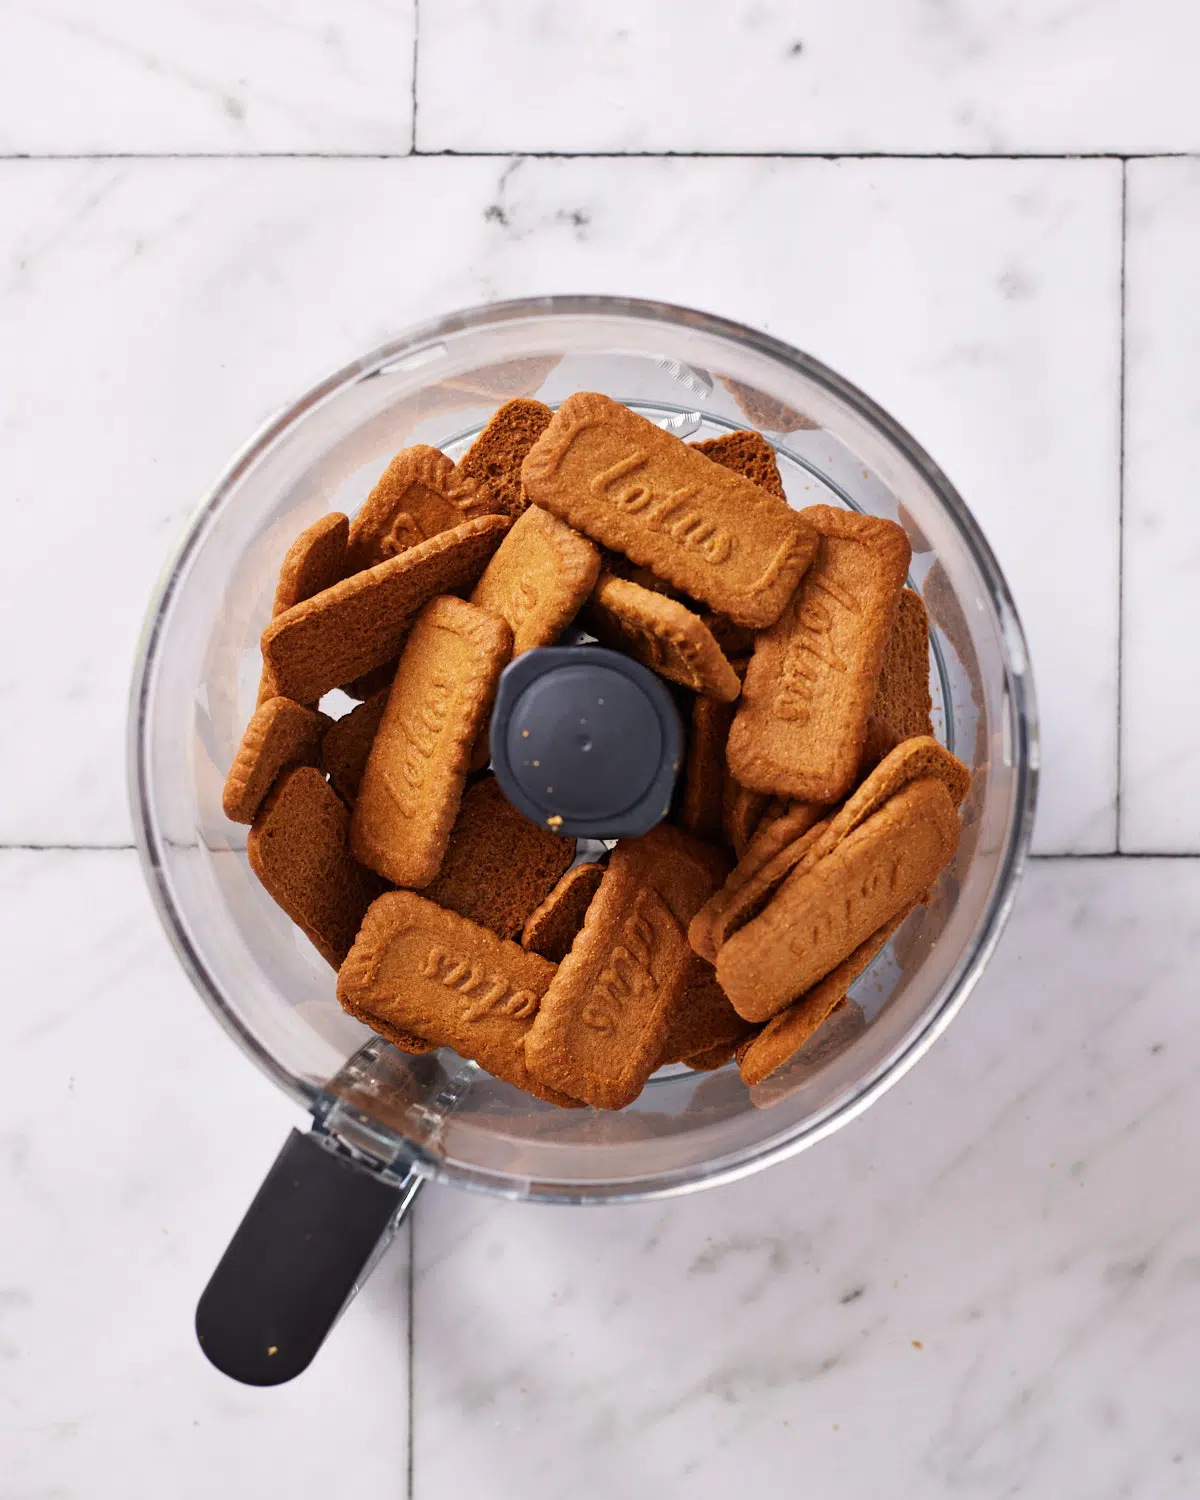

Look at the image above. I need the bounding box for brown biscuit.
[223,697,330,824]
[247,766,385,969]
[272,513,351,614]
[680,696,735,841]
[603,553,682,598]
[699,610,757,659]
[857,715,902,777]
[455,398,554,518]
[684,1040,743,1072]
[793,734,970,880]
[727,506,911,803]
[721,775,771,857]
[345,446,499,576]
[341,660,398,700]
[870,588,933,744]
[522,393,817,628]
[471,504,601,654]
[521,862,605,962]
[257,512,350,704]
[422,776,575,939]
[262,515,511,705]
[750,795,800,841]
[351,596,513,888]
[738,911,908,1086]
[846,699,936,786]
[727,737,964,986]
[690,804,830,964]
[524,825,719,1109]
[337,891,578,1106]
[658,956,756,1067]
[691,429,786,501]
[601,556,758,664]
[468,726,491,774]
[679,829,735,894]
[321,691,388,807]
[347,1010,436,1056]
[717,775,961,1021]
[583,573,741,702]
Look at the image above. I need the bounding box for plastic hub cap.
[490,646,683,840]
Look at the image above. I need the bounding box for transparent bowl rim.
[127,293,1038,1204]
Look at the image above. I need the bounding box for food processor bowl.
[128,296,1036,1383]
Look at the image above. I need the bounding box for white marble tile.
[411,858,1200,1500]
[1121,161,1200,854]
[418,0,1200,155]
[0,1,414,154]
[0,850,409,1493]
[0,156,1117,848]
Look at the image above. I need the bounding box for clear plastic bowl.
[129,295,1036,1205]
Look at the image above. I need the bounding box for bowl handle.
[195,1127,421,1385]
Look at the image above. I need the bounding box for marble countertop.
[3,4,1199,1496]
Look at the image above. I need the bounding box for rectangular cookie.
[679,695,735,841]
[344,446,499,574]
[790,734,971,878]
[721,775,772,858]
[223,696,331,824]
[726,506,911,803]
[521,393,817,628]
[321,690,389,807]
[657,956,756,1067]
[716,775,961,1021]
[262,515,511,705]
[455,397,554,518]
[870,586,934,743]
[521,861,605,962]
[257,512,349,705]
[583,573,740,702]
[337,891,578,1106]
[471,504,601,655]
[422,776,575,939]
[691,429,786,501]
[737,911,907,1086]
[247,765,385,969]
[689,803,830,964]
[523,825,718,1109]
[351,596,513,888]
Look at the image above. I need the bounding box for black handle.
[196,1128,419,1386]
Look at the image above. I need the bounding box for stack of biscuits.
[223,392,968,1109]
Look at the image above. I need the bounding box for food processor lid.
[490,645,683,839]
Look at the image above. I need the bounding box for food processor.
[127,296,1037,1385]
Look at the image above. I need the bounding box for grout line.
[1027,851,1200,860]
[0,842,135,851]
[409,0,420,156]
[414,149,1200,162]
[406,1208,416,1500]
[1115,161,1129,854]
[0,150,1199,163]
